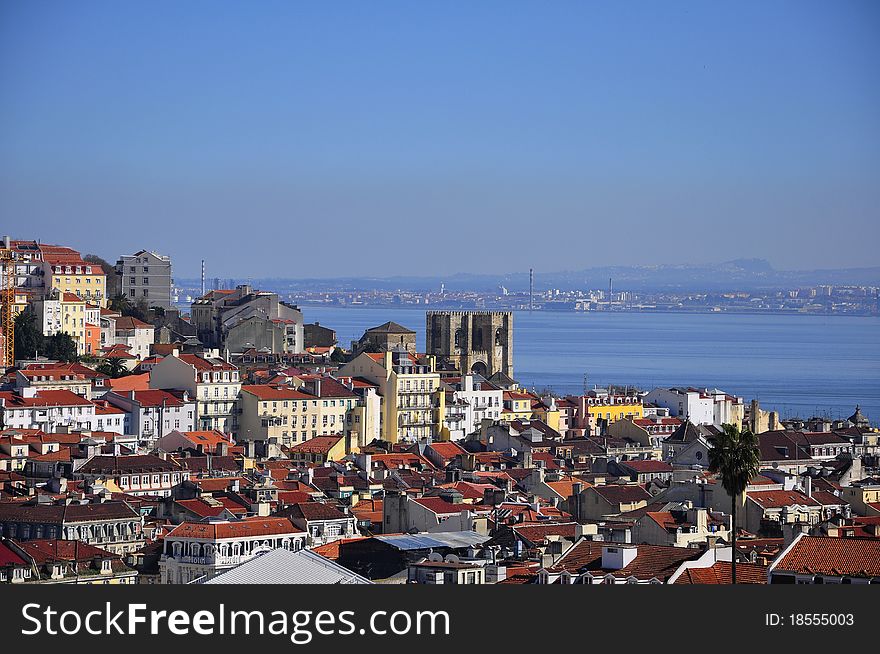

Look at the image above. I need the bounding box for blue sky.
[1,1,878,278]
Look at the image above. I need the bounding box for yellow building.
[501,390,534,423]
[573,390,644,433]
[339,350,443,443]
[41,249,107,307]
[237,378,359,450]
[33,292,90,356]
[531,397,562,433]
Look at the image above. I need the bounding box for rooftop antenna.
[201,259,206,297]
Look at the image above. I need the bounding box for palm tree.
[109,293,133,315]
[707,423,760,584]
[97,357,128,378]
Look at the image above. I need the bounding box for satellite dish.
[444,554,460,563]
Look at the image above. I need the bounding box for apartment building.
[149,352,241,433]
[340,349,443,443]
[116,249,173,309]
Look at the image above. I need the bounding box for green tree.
[13,307,44,360]
[708,423,761,584]
[131,298,151,323]
[84,254,120,297]
[97,357,128,378]
[109,293,133,315]
[330,347,349,363]
[43,333,79,362]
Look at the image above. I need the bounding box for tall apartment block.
[116,250,173,309]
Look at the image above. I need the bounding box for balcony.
[172,555,245,567]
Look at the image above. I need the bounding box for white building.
[644,387,744,427]
[159,517,307,584]
[0,389,97,433]
[149,351,241,433]
[112,316,155,361]
[103,389,196,447]
[452,375,503,437]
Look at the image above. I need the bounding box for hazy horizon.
[2,1,879,278]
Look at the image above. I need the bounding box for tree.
[109,293,134,316]
[707,423,761,584]
[43,333,79,362]
[97,357,128,378]
[13,307,43,360]
[330,347,348,363]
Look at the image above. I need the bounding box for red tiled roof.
[241,385,314,400]
[427,441,467,460]
[413,496,490,515]
[774,536,880,577]
[512,522,580,545]
[0,390,93,408]
[674,561,767,584]
[189,477,251,492]
[175,497,249,518]
[283,502,350,521]
[178,354,237,372]
[114,316,153,330]
[619,460,673,473]
[176,430,231,447]
[129,389,185,407]
[166,517,302,540]
[0,542,27,566]
[549,540,702,581]
[14,539,118,563]
[288,435,343,454]
[747,489,820,509]
[592,484,652,504]
[107,373,151,391]
[811,491,847,507]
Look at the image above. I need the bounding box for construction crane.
[1,235,15,368]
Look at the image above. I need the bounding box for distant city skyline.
[2,1,879,278]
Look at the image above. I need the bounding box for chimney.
[804,475,812,499]
[601,544,638,570]
[691,507,708,533]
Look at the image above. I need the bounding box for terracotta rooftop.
[773,535,880,577]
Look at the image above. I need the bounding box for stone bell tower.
[426,310,513,378]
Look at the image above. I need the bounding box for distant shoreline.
[289,304,878,319]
